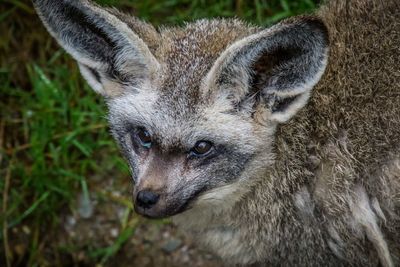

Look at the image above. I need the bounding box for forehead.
[156,19,255,97]
[153,19,255,123]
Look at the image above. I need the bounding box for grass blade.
[8,192,50,228]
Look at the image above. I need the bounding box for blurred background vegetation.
[0,0,318,266]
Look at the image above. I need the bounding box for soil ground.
[8,173,222,267]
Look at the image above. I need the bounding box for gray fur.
[32,0,159,95]
[33,0,400,266]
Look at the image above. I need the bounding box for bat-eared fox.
[33,0,399,266]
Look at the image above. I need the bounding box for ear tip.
[33,0,91,8]
[305,16,330,46]
[32,0,73,13]
[32,0,61,6]
[284,15,330,47]
[32,0,45,7]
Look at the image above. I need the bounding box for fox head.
[33,0,329,218]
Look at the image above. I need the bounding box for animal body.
[33,0,400,266]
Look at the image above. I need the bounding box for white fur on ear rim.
[270,53,328,123]
[270,92,311,123]
[78,64,104,95]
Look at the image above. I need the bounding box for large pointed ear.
[33,0,160,96]
[204,16,329,123]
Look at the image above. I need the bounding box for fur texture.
[33,0,400,266]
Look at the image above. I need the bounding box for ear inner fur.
[202,16,329,123]
[32,0,160,96]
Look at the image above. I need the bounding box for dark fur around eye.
[190,141,214,157]
[129,127,152,151]
[136,128,152,148]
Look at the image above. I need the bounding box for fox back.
[33,0,400,266]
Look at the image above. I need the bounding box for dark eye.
[191,141,213,156]
[137,128,152,148]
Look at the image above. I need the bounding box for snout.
[133,189,169,218]
[136,190,160,209]
[133,186,207,218]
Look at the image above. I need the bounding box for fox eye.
[137,128,152,148]
[191,141,213,156]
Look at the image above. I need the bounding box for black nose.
[136,190,160,209]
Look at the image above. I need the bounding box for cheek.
[136,151,150,168]
[201,152,254,184]
[166,161,194,188]
[173,146,255,186]
[167,158,240,194]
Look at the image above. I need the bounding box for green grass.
[0,0,318,265]
[105,0,317,26]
